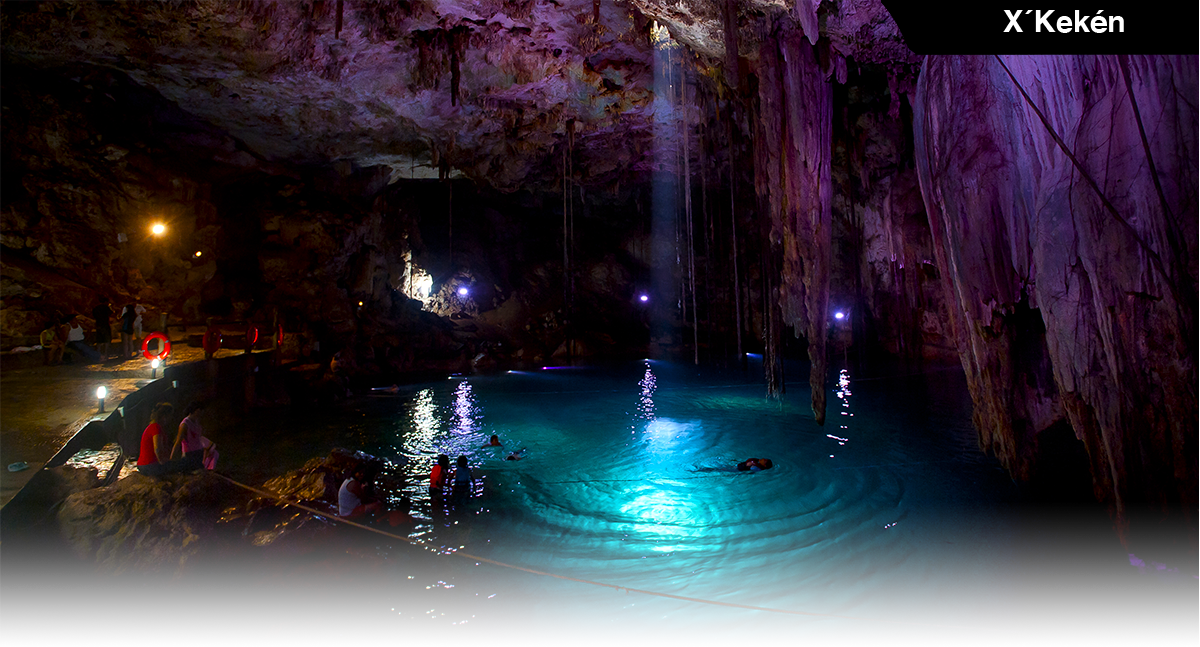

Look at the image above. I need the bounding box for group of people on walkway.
[136,401,219,477]
[40,296,147,365]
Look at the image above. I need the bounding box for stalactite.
[335,0,343,38]
[752,29,785,399]
[728,99,744,368]
[562,123,570,358]
[775,30,833,422]
[682,67,698,365]
[914,55,1197,536]
[752,23,832,421]
[722,0,740,92]
[449,29,461,107]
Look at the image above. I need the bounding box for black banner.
[881,2,1199,54]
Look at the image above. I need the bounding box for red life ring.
[142,332,171,361]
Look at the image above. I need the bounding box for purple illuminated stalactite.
[752,24,832,423]
[914,54,1197,535]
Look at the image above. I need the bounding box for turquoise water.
[220,362,1166,643]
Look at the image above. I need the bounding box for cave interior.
[1,1,1195,561]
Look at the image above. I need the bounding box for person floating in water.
[482,434,502,448]
[505,448,528,461]
[737,458,774,472]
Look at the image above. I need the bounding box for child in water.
[505,448,528,461]
[451,455,474,505]
[429,454,451,495]
[482,434,502,448]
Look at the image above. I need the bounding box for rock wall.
[914,55,1198,534]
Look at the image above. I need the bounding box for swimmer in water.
[505,448,528,461]
[482,434,502,448]
[737,458,774,472]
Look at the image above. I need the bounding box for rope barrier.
[212,472,949,627]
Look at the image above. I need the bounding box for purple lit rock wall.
[914,55,1198,531]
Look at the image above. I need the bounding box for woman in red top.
[137,402,175,476]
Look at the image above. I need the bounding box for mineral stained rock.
[914,54,1198,533]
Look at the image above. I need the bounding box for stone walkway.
[0,328,258,507]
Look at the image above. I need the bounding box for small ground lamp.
[96,386,107,412]
[151,358,161,378]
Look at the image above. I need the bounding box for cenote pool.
[193,358,1189,646]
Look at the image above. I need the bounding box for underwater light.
[639,294,649,302]
[457,287,469,296]
[835,311,845,320]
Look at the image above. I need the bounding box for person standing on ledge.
[91,296,113,360]
[119,303,137,359]
[202,318,222,360]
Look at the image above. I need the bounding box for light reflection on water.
[231,362,1142,643]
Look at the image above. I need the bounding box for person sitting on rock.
[137,403,177,477]
[171,401,213,471]
[64,315,102,363]
[40,319,64,366]
[339,466,382,519]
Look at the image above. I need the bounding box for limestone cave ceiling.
[1,0,915,192]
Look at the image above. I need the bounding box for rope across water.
[213,472,953,628]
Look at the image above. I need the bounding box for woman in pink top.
[171,401,214,471]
